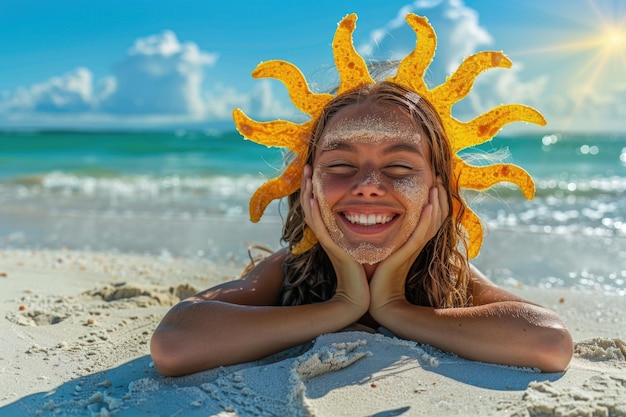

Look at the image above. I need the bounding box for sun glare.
[606,28,625,47]
[513,1,626,129]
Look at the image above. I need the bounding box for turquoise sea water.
[0,129,625,294]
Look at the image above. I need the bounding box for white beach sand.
[0,248,624,417]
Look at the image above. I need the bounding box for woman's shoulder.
[189,246,289,306]
[245,246,289,275]
[468,264,535,306]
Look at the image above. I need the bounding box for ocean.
[0,129,624,295]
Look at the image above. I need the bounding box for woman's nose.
[351,170,386,197]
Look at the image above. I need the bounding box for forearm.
[151,298,363,376]
[370,300,573,372]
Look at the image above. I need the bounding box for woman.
[150,82,573,377]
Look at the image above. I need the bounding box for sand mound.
[5,282,199,327]
[522,374,626,417]
[574,338,626,361]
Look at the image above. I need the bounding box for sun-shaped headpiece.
[233,13,545,258]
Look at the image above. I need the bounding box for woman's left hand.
[369,177,448,315]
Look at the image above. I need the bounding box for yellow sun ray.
[455,202,484,259]
[292,226,318,255]
[249,157,305,223]
[233,13,546,257]
[452,104,546,151]
[232,110,312,153]
[252,61,333,114]
[431,51,512,109]
[393,14,436,92]
[333,14,375,93]
[455,161,535,199]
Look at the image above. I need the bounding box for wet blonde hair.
[280,81,471,308]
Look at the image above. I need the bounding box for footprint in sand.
[6,310,69,326]
[5,282,198,326]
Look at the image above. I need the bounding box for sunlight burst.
[512,4,626,129]
[606,28,625,47]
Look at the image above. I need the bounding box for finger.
[402,198,435,253]
[301,166,318,227]
[429,186,441,233]
[382,201,434,271]
[436,176,449,226]
[307,184,354,262]
[300,165,312,213]
[302,172,334,248]
[418,201,436,243]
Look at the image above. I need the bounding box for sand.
[0,248,624,417]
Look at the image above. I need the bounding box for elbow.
[532,324,574,373]
[150,328,195,377]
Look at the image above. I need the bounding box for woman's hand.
[369,177,448,315]
[300,165,370,313]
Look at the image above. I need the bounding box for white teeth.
[344,213,394,226]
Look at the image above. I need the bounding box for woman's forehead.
[320,104,421,147]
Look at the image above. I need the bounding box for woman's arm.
[370,265,574,372]
[150,248,367,376]
[367,180,573,372]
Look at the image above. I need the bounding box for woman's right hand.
[300,165,370,314]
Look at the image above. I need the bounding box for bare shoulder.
[468,264,540,306]
[187,247,289,306]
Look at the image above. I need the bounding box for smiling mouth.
[342,212,395,226]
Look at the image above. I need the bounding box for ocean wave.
[4,171,265,200]
[536,176,626,195]
[0,171,275,218]
[464,176,626,200]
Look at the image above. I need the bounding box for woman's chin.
[340,241,394,265]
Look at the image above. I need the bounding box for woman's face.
[312,101,435,265]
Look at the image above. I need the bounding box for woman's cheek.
[392,176,429,231]
[392,176,428,203]
[312,170,344,240]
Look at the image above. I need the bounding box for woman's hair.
[280,81,471,308]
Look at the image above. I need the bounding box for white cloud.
[0,30,220,125]
[466,65,549,117]
[612,87,626,118]
[438,0,493,74]
[357,5,415,57]
[101,30,218,116]
[0,67,94,113]
[554,83,626,129]
[205,80,300,122]
[0,24,295,127]
[247,80,297,120]
[204,84,250,120]
[95,76,117,105]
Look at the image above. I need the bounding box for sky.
[0,0,625,133]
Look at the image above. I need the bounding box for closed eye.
[383,164,415,176]
[324,163,358,175]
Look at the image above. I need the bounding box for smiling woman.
[150,13,574,377]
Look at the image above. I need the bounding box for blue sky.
[0,0,624,132]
